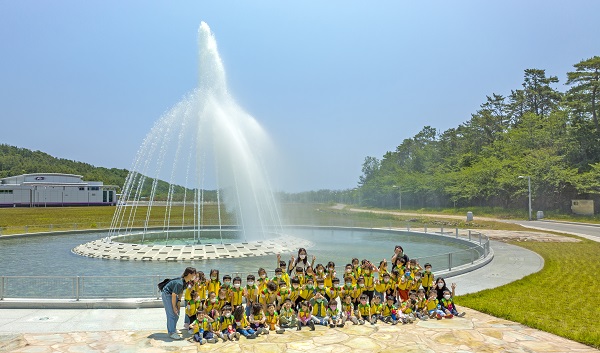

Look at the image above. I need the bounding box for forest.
[355,57,600,213]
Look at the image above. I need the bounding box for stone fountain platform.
[72,234,314,261]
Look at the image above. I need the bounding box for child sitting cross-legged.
[356,294,371,325]
[441,286,466,318]
[297,301,315,331]
[189,309,217,345]
[217,305,240,341]
[382,296,398,325]
[309,292,329,326]
[279,298,298,329]
[249,302,270,335]
[426,290,447,320]
[341,294,359,325]
[232,305,257,339]
[369,294,384,325]
[326,299,344,328]
[265,303,285,334]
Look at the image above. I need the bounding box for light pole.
[392,185,402,210]
[518,176,532,221]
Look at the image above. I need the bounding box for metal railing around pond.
[0,227,490,300]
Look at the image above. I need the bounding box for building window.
[0,190,14,194]
[79,187,85,191]
[90,186,100,191]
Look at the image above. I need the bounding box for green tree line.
[0,144,218,202]
[358,57,600,213]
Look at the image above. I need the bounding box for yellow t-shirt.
[191,318,211,334]
[422,272,435,288]
[245,285,258,304]
[357,303,370,317]
[207,279,220,295]
[382,303,396,317]
[219,315,235,331]
[426,298,439,311]
[370,303,383,315]
[363,272,375,291]
[230,287,244,306]
[185,300,201,317]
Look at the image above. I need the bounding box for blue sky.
[1,1,599,192]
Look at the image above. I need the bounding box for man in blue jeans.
[161,267,197,340]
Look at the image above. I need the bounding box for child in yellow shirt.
[369,295,384,324]
[341,294,359,325]
[279,298,297,328]
[207,269,220,296]
[356,295,371,325]
[244,274,258,317]
[265,303,285,334]
[232,305,257,339]
[185,290,201,333]
[326,300,344,328]
[216,305,239,341]
[190,309,217,344]
[296,301,315,331]
[248,302,269,335]
[229,276,244,308]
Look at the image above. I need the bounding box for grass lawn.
[457,238,600,349]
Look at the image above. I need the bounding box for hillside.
[0,144,216,201]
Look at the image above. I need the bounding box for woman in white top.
[288,247,315,273]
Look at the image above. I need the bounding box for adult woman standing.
[162,267,197,340]
[288,248,315,273]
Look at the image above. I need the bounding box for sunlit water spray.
[109,22,282,243]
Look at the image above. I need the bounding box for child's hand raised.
[451,283,457,290]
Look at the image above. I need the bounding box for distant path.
[332,204,600,243]
[335,204,506,222]
[514,220,600,243]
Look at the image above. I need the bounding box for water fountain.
[73,22,313,260]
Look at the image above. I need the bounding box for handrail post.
[455,228,458,238]
[156,275,160,299]
[424,225,427,233]
[407,223,410,232]
[1,276,4,300]
[76,276,80,301]
[448,253,452,271]
[468,230,471,241]
[441,226,444,235]
[479,233,482,245]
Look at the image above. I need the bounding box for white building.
[0,173,118,207]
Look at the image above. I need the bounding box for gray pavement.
[514,220,600,242]
[0,240,544,334]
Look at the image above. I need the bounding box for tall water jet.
[108,22,283,243]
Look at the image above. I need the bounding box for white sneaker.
[170,333,183,340]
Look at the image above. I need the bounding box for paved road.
[514,220,599,242]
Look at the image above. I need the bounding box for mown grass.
[457,239,600,348]
[0,202,536,234]
[0,205,235,234]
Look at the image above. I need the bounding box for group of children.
[182,250,465,345]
